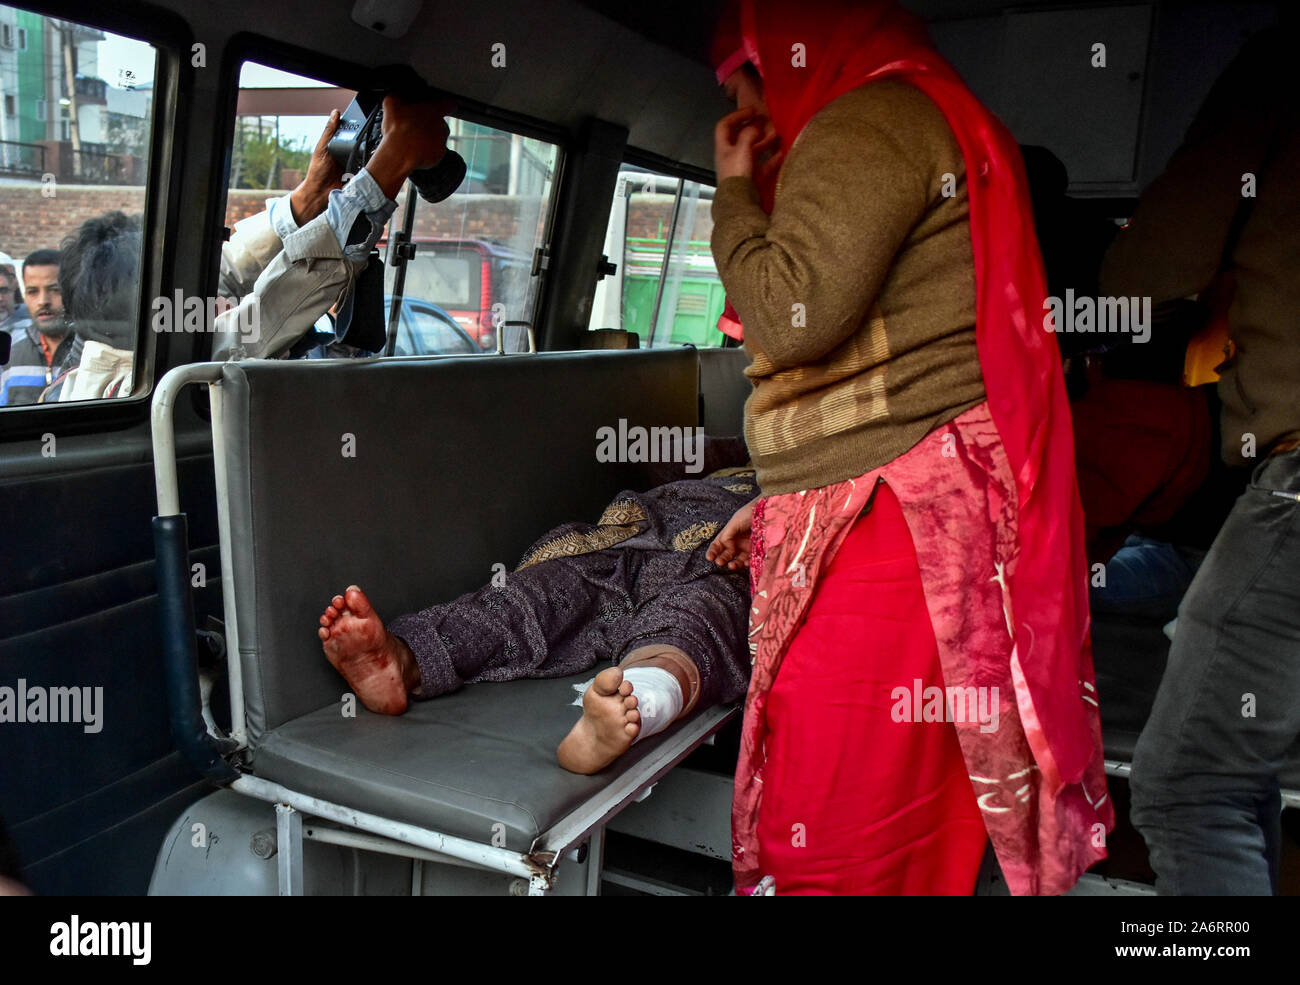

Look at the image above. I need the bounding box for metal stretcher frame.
[1105,760,1300,811]
[151,361,739,895]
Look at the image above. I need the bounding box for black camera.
[327,88,467,203]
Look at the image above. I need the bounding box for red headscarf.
[711,0,1097,794]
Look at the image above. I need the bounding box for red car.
[384,238,533,351]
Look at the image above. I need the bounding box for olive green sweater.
[1098,27,1299,466]
[711,80,984,495]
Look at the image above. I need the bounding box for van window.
[225,62,559,356]
[0,5,156,408]
[587,166,729,350]
[382,120,560,352]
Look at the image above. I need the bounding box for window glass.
[223,62,559,358]
[0,6,156,408]
[400,247,478,312]
[392,301,479,357]
[587,166,729,349]
[385,120,559,352]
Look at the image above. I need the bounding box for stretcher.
[148,347,747,895]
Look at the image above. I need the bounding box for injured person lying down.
[317,459,757,774]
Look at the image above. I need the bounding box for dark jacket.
[1100,25,1299,464]
[0,321,76,405]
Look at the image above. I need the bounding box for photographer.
[214,94,453,360]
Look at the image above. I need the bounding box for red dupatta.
[712,0,1097,804]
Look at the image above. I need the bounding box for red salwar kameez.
[712,0,1115,895]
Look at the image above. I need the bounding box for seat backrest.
[218,347,700,745]
[698,347,750,437]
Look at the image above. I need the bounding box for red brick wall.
[0,183,148,260]
[224,189,712,247]
[0,182,714,271]
[223,189,553,246]
[625,197,714,243]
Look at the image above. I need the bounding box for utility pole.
[59,20,81,179]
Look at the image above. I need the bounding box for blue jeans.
[1091,535,1205,623]
[1130,448,1300,894]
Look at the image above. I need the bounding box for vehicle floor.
[600,776,1300,895]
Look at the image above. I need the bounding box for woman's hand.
[708,496,759,570]
[714,108,779,182]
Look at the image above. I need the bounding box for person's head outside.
[22,249,63,342]
[59,211,143,352]
[0,253,21,323]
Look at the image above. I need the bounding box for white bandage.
[621,666,684,743]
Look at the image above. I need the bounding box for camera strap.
[332,250,388,353]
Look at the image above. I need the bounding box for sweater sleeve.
[710,95,930,370]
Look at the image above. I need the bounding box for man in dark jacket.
[0,249,71,405]
[1107,19,1300,895]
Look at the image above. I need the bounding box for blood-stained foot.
[557,666,640,774]
[319,585,420,715]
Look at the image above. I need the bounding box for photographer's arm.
[212,170,397,360]
[212,96,452,360]
[218,111,344,302]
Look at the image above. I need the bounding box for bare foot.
[318,585,420,715]
[557,666,641,774]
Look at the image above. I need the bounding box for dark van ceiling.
[574,0,1059,64]
[178,0,1272,176]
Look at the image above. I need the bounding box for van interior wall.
[929,2,1282,195]
[177,0,729,172]
[0,451,224,894]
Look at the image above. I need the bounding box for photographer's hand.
[366,94,454,200]
[289,109,345,225]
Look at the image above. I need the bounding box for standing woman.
[705,0,1113,895]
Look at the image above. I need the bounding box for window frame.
[595,148,738,351]
[211,34,569,360]
[0,0,190,441]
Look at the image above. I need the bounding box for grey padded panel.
[698,347,751,438]
[256,670,732,852]
[1091,614,1169,765]
[218,348,700,745]
[1092,614,1300,794]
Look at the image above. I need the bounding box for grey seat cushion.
[255,669,734,852]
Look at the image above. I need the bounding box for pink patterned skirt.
[734,401,1113,895]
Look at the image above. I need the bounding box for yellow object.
[1182,274,1236,387]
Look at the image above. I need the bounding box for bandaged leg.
[558,645,698,775]
[620,666,684,742]
[619,643,700,717]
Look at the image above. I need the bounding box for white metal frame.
[151,362,738,895]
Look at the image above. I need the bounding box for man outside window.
[0,249,70,405]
